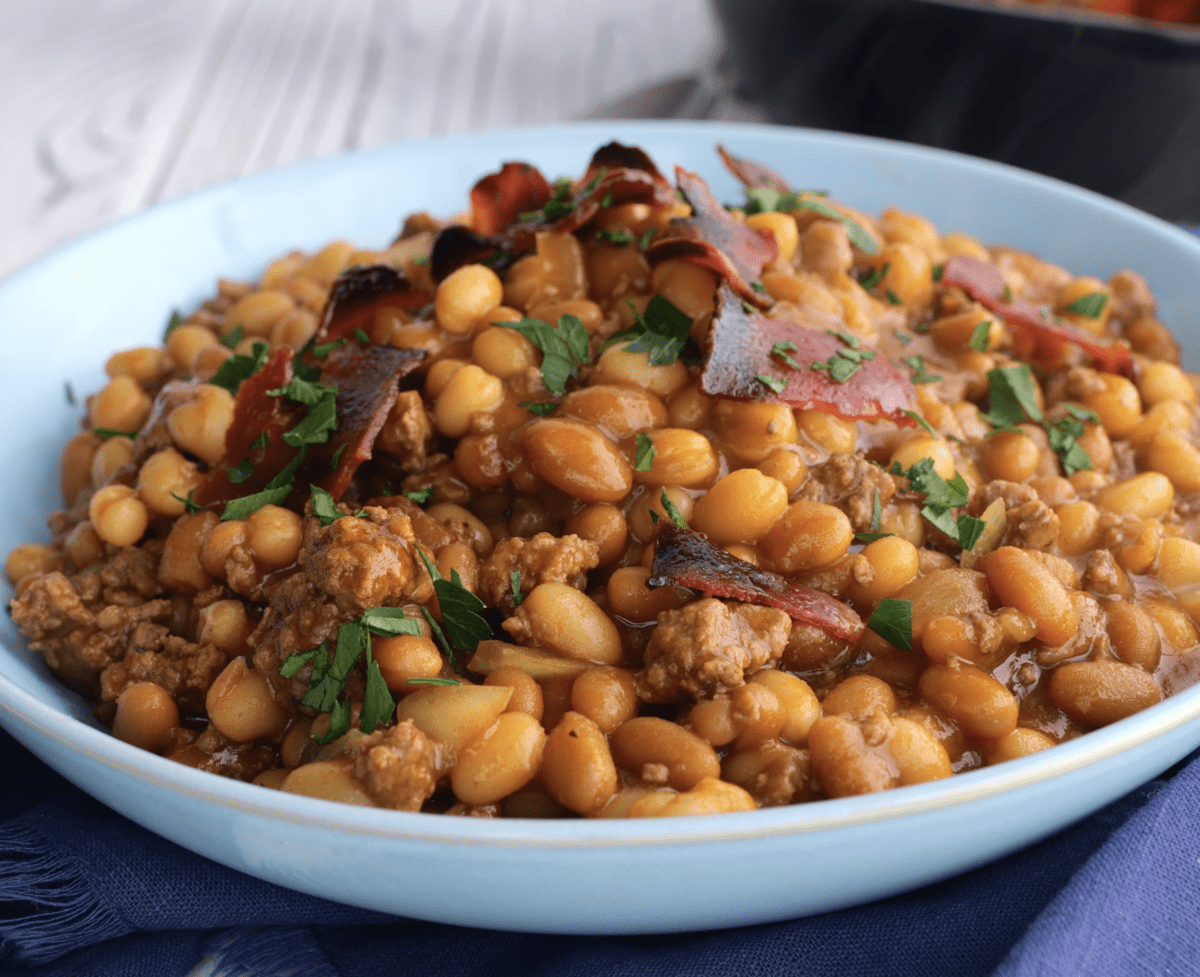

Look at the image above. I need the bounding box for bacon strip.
[470,162,554,236]
[308,345,425,501]
[646,167,776,308]
[583,142,676,207]
[941,256,1135,377]
[717,144,791,194]
[316,265,431,343]
[701,285,919,426]
[193,348,304,506]
[649,524,865,643]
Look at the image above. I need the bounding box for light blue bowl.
[3,121,1200,934]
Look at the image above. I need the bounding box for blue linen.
[2,727,1196,977]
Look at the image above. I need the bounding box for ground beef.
[1082,549,1130,599]
[300,508,432,615]
[479,532,599,614]
[638,598,790,703]
[99,634,227,714]
[11,570,175,698]
[801,453,896,533]
[376,390,433,472]
[399,456,472,506]
[248,572,352,704]
[723,741,812,808]
[164,725,277,782]
[978,479,1059,551]
[354,720,442,810]
[1108,270,1157,325]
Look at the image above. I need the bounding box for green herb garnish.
[660,490,689,529]
[1063,292,1108,318]
[209,340,270,395]
[606,294,693,367]
[868,598,913,651]
[220,325,244,349]
[414,548,492,658]
[597,229,634,246]
[968,320,992,352]
[902,355,942,384]
[510,571,524,607]
[757,374,787,394]
[634,433,656,472]
[227,459,254,484]
[92,427,138,440]
[404,487,434,505]
[771,340,803,370]
[519,401,558,417]
[500,314,591,395]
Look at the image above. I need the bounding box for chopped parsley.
[634,433,656,472]
[885,289,903,306]
[812,338,876,384]
[902,355,942,384]
[220,324,245,349]
[868,598,913,651]
[209,340,270,395]
[414,548,492,665]
[500,314,591,395]
[267,377,340,448]
[310,484,343,526]
[751,280,768,295]
[92,427,138,440]
[741,187,877,255]
[606,294,693,367]
[406,677,461,687]
[1001,285,1013,303]
[411,255,429,266]
[894,329,913,346]
[889,456,982,550]
[660,490,689,529]
[756,374,787,394]
[932,263,944,283]
[771,340,803,371]
[1063,292,1108,318]
[519,401,558,417]
[281,606,426,742]
[639,228,656,252]
[977,365,1094,474]
[854,490,893,544]
[968,320,992,352]
[510,571,525,607]
[857,263,889,292]
[219,445,307,521]
[601,191,614,208]
[355,328,371,344]
[227,458,254,484]
[597,229,634,246]
[170,490,205,514]
[1047,404,1100,476]
[163,310,184,339]
[312,338,348,357]
[900,410,938,439]
[404,487,434,505]
[250,431,269,450]
[518,176,577,223]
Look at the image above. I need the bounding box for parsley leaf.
[771,340,803,371]
[634,432,656,472]
[979,365,1042,429]
[360,658,396,734]
[811,344,873,384]
[414,548,492,656]
[790,198,879,256]
[932,264,944,283]
[854,490,893,543]
[639,228,656,252]
[518,176,576,223]
[220,445,307,520]
[310,484,343,526]
[361,606,424,638]
[227,459,254,484]
[406,677,462,687]
[903,355,941,384]
[868,598,913,651]
[955,514,987,552]
[220,325,245,349]
[500,314,592,395]
[900,410,938,439]
[857,264,889,292]
[163,310,184,339]
[597,229,633,246]
[1063,292,1108,318]
[312,338,348,357]
[420,607,457,674]
[93,427,138,440]
[885,289,903,306]
[1046,405,1098,476]
[280,644,320,678]
[170,490,204,514]
[757,374,787,394]
[355,328,371,344]
[519,401,558,417]
[660,490,689,529]
[510,571,524,607]
[210,340,270,395]
[404,487,434,504]
[250,431,269,450]
[968,320,992,352]
[894,329,913,346]
[613,295,693,367]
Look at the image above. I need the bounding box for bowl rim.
[3,117,1200,850]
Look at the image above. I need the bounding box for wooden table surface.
[0,0,737,280]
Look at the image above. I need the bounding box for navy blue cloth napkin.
[2,725,1199,977]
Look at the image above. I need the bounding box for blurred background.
[2,0,1198,280]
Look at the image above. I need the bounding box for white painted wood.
[0,0,721,279]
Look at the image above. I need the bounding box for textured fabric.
[2,725,1198,977]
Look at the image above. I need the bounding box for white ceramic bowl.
[3,121,1200,934]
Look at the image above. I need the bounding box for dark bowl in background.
[712,0,1200,223]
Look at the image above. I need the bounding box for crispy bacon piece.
[645,166,776,308]
[717,144,791,194]
[470,162,554,236]
[649,524,865,643]
[941,256,1135,377]
[701,285,919,426]
[583,142,676,207]
[308,345,425,500]
[429,226,505,283]
[316,265,431,343]
[193,348,304,507]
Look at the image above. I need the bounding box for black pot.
[713,0,1200,223]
